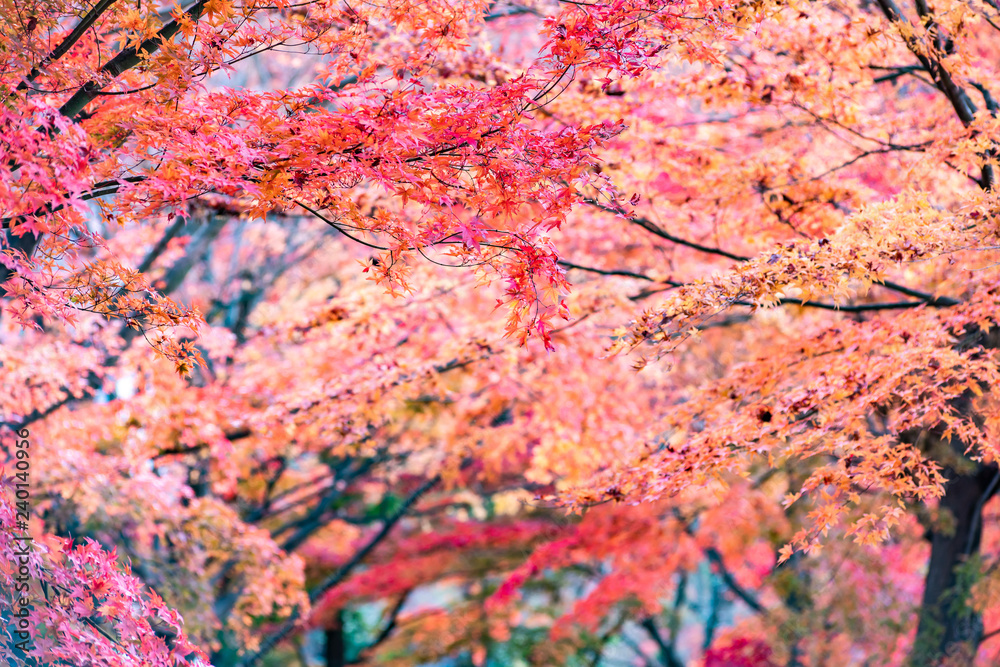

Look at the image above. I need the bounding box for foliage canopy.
[5,0,1000,665]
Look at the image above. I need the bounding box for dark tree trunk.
[325,615,345,667]
[911,464,998,665]
[0,230,41,298]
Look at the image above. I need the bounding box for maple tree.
[6,0,1000,665]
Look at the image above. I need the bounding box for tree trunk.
[325,615,345,667]
[911,464,998,665]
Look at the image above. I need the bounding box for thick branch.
[59,1,208,120]
[703,545,767,614]
[2,0,208,296]
[274,458,382,553]
[17,0,121,92]
[874,0,977,127]
[640,617,684,667]
[239,476,440,667]
[347,591,412,664]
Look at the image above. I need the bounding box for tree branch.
[585,199,958,307]
[16,0,121,92]
[558,259,676,284]
[347,591,412,664]
[639,617,684,667]
[703,544,767,614]
[584,198,750,262]
[239,476,440,667]
[59,1,209,120]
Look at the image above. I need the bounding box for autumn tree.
[7,0,1000,666]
